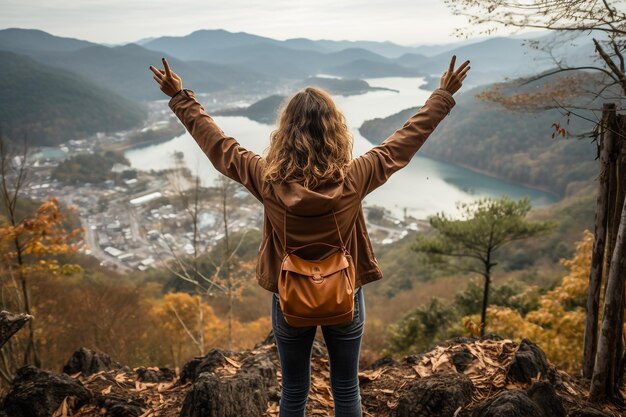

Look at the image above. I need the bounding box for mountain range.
[0,27,607,147]
[0,27,603,102]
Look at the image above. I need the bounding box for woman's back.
[154,53,469,417]
[165,85,456,292]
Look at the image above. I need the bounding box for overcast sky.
[1,0,538,45]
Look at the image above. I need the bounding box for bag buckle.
[311,266,323,283]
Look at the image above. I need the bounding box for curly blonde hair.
[261,87,354,190]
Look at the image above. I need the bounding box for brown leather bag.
[277,209,357,327]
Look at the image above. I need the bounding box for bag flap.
[282,251,350,277]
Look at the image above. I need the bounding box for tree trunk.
[583,103,615,378]
[480,268,491,337]
[589,180,626,402]
[611,115,626,393]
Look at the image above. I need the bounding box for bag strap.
[283,208,346,255]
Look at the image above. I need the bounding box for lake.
[125,76,558,219]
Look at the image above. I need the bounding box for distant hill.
[0,27,97,53]
[142,30,425,79]
[325,59,420,78]
[359,69,609,197]
[1,28,603,98]
[0,29,269,101]
[0,51,147,146]
[140,28,596,84]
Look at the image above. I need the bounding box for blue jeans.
[272,287,365,417]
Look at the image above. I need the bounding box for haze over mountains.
[0,26,605,147]
[1,27,602,101]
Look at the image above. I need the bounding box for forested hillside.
[359,70,608,197]
[0,51,146,145]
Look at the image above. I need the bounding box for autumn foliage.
[473,230,606,373]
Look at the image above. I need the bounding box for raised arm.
[150,58,265,202]
[347,55,469,198]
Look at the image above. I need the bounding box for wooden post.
[583,103,615,378]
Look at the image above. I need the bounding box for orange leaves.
[1,197,84,274]
[551,122,568,139]
[474,75,586,113]
[484,230,594,373]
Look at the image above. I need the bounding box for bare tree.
[135,160,251,353]
[445,0,626,96]
[0,133,41,370]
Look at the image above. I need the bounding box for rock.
[255,329,276,348]
[471,390,546,417]
[526,381,565,417]
[392,372,473,417]
[180,348,229,384]
[507,339,549,384]
[135,366,177,382]
[2,365,91,417]
[568,407,611,417]
[311,337,328,359]
[179,372,268,417]
[97,394,146,417]
[452,348,476,373]
[400,354,423,365]
[63,347,121,376]
[366,355,396,370]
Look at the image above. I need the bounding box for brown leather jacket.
[168,87,456,293]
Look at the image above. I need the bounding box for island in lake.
[214,77,398,125]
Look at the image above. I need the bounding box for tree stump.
[2,365,90,417]
[568,407,611,417]
[179,372,268,417]
[392,372,473,417]
[0,310,32,349]
[507,339,550,383]
[526,381,565,417]
[63,347,121,376]
[96,393,146,417]
[179,348,231,384]
[471,390,546,417]
[239,353,279,400]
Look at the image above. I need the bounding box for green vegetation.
[385,278,543,356]
[51,151,130,185]
[0,51,147,146]
[128,123,185,146]
[412,196,555,335]
[359,79,598,197]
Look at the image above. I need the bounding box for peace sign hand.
[149,57,183,97]
[439,55,470,95]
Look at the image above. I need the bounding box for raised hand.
[149,57,183,97]
[439,55,470,95]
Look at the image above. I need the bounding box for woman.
[150,55,469,416]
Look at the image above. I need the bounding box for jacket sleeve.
[168,89,265,202]
[347,88,456,198]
